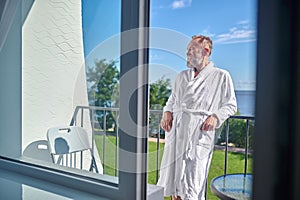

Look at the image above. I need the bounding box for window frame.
[253,0,300,198]
[0,0,150,199]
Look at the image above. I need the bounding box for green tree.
[86,59,120,131]
[87,59,119,107]
[149,77,172,138]
[149,77,172,109]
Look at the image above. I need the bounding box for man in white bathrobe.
[157,35,237,200]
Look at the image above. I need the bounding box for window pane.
[82,0,121,177]
[149,0,257,198]
[22,0,120,181]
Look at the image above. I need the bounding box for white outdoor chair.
[47,126,99,173]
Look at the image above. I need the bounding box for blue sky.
[82,0,257,90]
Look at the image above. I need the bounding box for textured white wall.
[22,0,102,173]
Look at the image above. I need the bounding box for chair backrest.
[47,126,98,173]
[23,140,53,162]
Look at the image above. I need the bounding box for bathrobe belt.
[173,106,212,160]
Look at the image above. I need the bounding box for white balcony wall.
[22,0,102,173]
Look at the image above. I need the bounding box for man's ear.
[204,47,210,55]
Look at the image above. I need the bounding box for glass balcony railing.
[70,106,254,181]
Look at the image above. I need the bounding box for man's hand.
[160,111,173,132]
[201,114,218,131]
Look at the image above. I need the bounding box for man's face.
[186,39,210,68]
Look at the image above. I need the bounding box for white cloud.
[237,20,249,25]
[214,21,256,44]
[198,28,216,38]
[216,29,255,43]
[171,0,192,9]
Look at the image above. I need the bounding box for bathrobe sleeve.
[213,71,237,128]
[163,74,180,113]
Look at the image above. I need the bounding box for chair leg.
[90,156,99,173]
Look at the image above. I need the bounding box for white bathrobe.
[157,62,237,200]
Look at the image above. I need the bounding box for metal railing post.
[103,110,106,174]
[115,110,119,177]
[224,119,229,175]
[80,108,84,127]
[156,112,161,183]
[91,108,95,153]
[244,119,250,175]
[70,106,80,126]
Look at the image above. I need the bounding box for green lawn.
[95,135,253,200]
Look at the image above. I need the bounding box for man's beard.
[187,56,204,70]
